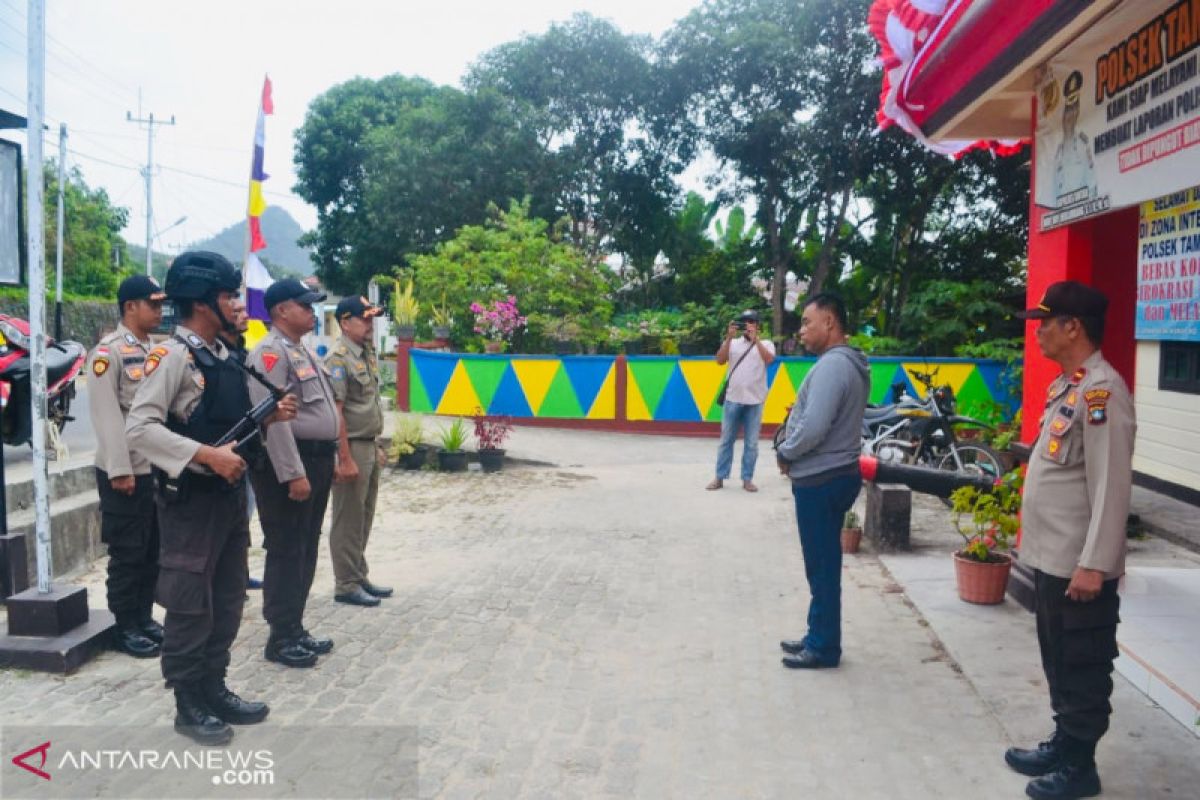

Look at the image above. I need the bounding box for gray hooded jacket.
[777,345,870,483]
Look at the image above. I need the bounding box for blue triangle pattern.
[654,364,702,421]
[413,352,458,410]
[488,364,533,417]
[561,357,613,415]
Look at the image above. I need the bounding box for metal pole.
[54,122,65,340]
[144,113,153,275]
[26,0,53,593]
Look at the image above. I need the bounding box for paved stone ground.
[1,429,1195,798]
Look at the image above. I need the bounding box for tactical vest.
[166,336,251,446]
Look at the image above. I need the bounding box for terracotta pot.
[841,527,863,554]
[953,552,1012,605]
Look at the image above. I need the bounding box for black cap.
[737,309,761,323]
[1016,281,1109,320]
[117,275,166,305]
[335,295,383,321]
[264,278,326,312]
[1064,70,1083,105]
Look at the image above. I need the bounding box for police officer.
[326,296,392,607]
[1007,281,1135,800]
[126,251,297,745]
[247,278,339,667]
[87,275,167,658]
[1054,71,1097,205]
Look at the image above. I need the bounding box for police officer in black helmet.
[126,251,297,745]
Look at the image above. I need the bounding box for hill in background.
[190,207,315,277]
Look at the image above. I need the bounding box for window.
[1160,341,1200,394]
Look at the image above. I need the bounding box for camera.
[735,320,746,331]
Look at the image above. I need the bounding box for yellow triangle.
[763,368,796,424]
[586,364,617,420]
[902,363,977,398]
[679,360,726,418]
[244,319,268,351]
[626,374,652,420]
[436,361,484,416]
[511,360,561,415]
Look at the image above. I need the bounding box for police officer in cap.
[1006,281,1135,800]
[247,278,339,668]
[87,274,167,658]
[127,251,297,745]
[1053,71,1097,205]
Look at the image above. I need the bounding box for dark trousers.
[1035,569,1121,748]
[156,478,249,687]
[97,470,159,626]
[252,451,335,641]
[791,473,862,664]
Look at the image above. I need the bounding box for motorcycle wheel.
[933,443,1005,506]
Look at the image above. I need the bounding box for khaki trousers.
[330,438,381,594]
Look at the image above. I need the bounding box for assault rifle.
[213,360,290,457]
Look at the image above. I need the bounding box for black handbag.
[715,343,755,406]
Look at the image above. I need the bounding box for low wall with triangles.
[402,348,1019,428]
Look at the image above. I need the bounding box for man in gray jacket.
[775,293,869,669]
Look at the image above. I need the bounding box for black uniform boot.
[1025,736,1101,800]
[173,686,233,746]
[201,677,269,725]
[139,616,164,644]
[297,630,334,655]
[265,636,318,668]
[112,619,161,658]
[1006,730,1065,776]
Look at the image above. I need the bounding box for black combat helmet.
[164,251,241,301]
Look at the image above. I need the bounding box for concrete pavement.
[1,426,1196,798]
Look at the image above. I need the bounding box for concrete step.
[4,457,96,513]
[7,489,103,586]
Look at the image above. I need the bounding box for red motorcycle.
[0,314,86,446]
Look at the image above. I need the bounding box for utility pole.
[126,107,174,276]
[54,122,66,340]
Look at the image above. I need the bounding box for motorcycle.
[0,314,87,448]
[861,368,1004,490]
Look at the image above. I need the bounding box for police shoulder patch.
[1085,388,1111,425]
[144,345,169,375]
[262,350,280,372]
[330,364,346,381]
[92,357,109,377]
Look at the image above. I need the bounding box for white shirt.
[725,337,775,406]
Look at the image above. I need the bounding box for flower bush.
[950,470,1022,563]
[473,409,512,451]
[470,296,526,341]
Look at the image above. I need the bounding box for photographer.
[707,310,775,493]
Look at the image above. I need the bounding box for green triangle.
[628,361,677,416]
[869,362,901,404]
[704,386,725,422]
[955,368,994,420]
[537,365,585,418]
[784,361,813,392]
[409,362,433,412]
[463,358,509,411]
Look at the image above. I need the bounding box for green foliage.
[950,471,1023,563]
[843,510,860,529]
[390,278,420,326]
[43,162,131,298]
[389,414,425,459]
[438,418,469,452]
[848,334,908,356]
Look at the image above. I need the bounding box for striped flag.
[244,76,273,345]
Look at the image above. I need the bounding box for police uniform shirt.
[246,325,339,483]
[1021,350,1136,581]
[88,323,153,477]
[324,334,384,440]
[1054,133,1096,203]
[125,325,230,479]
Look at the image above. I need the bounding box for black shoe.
[173,686,233,746]
[1006,731,1065,777]
[247,577,263,590]
[298,631,334,655]
[781,649,837,669]
[1025,762,1101,800]
[361,580,393,598]
[264,639,319,668]
[779,639,806,655]
[139,617,164,644]
[335,586,381,607]
[201,678,269,725]
[113,625,161,658]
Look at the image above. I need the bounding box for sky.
[0,0,706,258]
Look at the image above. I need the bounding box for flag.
[244,76,273,347]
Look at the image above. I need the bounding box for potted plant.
[392,278,420,341]
[473,409,512,472]
[436,418,470,472]
[949,470,1022,605]
[430,295,453,342]
[841,510,863,554]
[471,295,526,353]
[389,414,427,470]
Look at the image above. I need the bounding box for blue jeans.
[791,473,862,664]
[715,401,764,481]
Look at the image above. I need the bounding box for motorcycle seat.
[864,404,897,421]
[46,341,85,385]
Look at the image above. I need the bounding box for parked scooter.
[0,314,86,447]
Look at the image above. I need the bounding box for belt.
[348,436,381,443]
[295,439,338,457]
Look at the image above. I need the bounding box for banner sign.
[1137,186,1200,340]
[1036,0,1200,230]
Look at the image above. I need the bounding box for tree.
[43,161,130,297]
